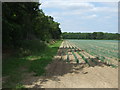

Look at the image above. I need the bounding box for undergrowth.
[2,40,62,88]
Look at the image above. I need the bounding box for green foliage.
[62,32,119,40]
[77,51,90,66]
[69,40,118,58]
[20,40,46,56]
[3,40,62,88]
[16,83,25,88]
[3,58,27,76]
[2,2,62,50]
[3,57,28,88]
[66,51,69,63]
[2,2,62,88]
[69,40,118,67]
[29,57,52,76]
[72,50,79,63]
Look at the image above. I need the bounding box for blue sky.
[40,0,118,33]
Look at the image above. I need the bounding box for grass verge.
[2,40,62,88]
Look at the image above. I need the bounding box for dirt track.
[22,41,118,88]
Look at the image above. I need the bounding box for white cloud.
[82,14,97,19]
[41,1,94,10]
[41,1,117,15]
[91,7,117,12]
[40,1,117,33]
[40,0,119,3]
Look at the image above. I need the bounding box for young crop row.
[60,41,96,67]
[65,40,118,67]
[69,40,118,58]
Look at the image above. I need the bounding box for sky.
[40,0,118,33]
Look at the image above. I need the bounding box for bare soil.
[22,41,118,88]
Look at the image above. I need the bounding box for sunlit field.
[66,40,118,67]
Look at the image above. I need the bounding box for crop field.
[59,40,118,68]
[21,40,118,88]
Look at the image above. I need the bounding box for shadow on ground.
[21,48,113,88]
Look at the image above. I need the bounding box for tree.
[3,2,62,50]
[62,32,119,40]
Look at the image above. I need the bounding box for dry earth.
[22,41,118,88]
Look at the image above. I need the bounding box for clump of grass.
[28,40,62,76]
[20,40,47,56]
[16,83,25,88]
[2,57,29,88]
[29,57,52,76]
[3,40,62,88]
[3,58,28,76]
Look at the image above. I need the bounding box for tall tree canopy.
[62,32,119,40]
[2,2,62,49]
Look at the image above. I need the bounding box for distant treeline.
[3,2,61,49]
[62,32,120,40]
